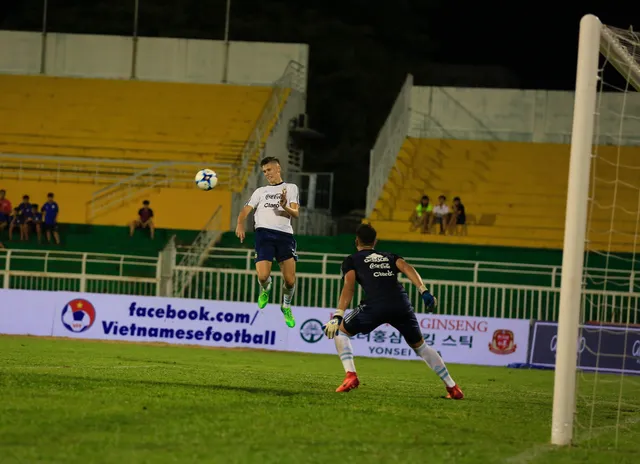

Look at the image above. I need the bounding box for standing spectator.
[31,203,42,243]
[18,195,34,241]
[409,195,433,234]
[41,193,61,244]
[0,190,11,235]
[130,200,155,239]
[450,196,467,236]
[432,195,450,235]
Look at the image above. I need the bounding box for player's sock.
[259,276,272,291]
[413,342,455,388]
[335,331,356,373]
[282,282,295,307]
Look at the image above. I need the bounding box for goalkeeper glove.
[420,285,437,312]
[323,309,345,339]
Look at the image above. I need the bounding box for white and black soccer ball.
[195,169,218,191]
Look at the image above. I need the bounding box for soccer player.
[323,224,464,399]
[235,156,299,328]
[41,193,60,245]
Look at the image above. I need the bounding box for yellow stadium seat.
[0,74,274,165]
[369,138,640,252]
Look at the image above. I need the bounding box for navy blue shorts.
[254,227,298,263]
[0,214,7,224]
[343,302,423,345]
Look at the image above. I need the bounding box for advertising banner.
[295,308,530,366]
[0,289,58,336]
[1,289,530,366]
[529,321,640,376]
[49,292,288,350]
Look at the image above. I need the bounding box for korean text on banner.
[529,321,640,376]
[294,308,530,366]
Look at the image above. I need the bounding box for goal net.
[552,15,640,448]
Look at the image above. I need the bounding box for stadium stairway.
[368,138,640,252]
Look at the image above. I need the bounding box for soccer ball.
[195,169,218,191]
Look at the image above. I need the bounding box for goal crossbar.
[600,25,640,92]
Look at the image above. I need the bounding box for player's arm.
[280,186,300,218]
[283,202,299,218]
[323,270,356,338]
[235,204,253,243]
[396,258,438,311]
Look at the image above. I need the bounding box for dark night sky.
[0,1,635,214]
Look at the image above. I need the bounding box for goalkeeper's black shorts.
[342,303,422,345]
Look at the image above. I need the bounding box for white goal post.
[552,14,640,446]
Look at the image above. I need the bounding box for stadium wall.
[410,86,640,145]
[0,30,309,89]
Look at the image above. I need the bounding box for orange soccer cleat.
[336,372,360,393]
[445,384,464,400]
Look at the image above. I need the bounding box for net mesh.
[576,22,640,449]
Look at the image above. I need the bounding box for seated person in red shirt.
[130,200,155,239]
[0,189,11,234]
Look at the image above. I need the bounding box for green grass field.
[1,335,638,464]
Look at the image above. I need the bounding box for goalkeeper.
[323,224,464,399]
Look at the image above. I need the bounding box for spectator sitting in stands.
[409,195,433,234]
[19,195,35,241]
[449,196,467,236]
[431,195,450,235]
[41,193,61,245]
[130,200,155,239]
[9,206,23,241]
[0,189,11,235]
[31,204,42,243]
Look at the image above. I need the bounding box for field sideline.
[0,335,638,463]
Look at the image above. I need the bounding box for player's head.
[355,223,377,249]
[453,196,461,206]
[47,192,54,202]
[22,195,29,202]
[0,189,5,199]
[142,200,150,208]
[438,195,446,205]
[31,203,38,211]
[421,195,429,206]
[260,157,282,185]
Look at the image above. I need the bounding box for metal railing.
[173,205,225,297]
[179,247,640,292]
[0,248,159,295]
[366,74,413,217]
[234,60,305,192]
[84,163,234,222]
[2,247,640,324]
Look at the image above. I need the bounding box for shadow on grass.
[9,371,303,397]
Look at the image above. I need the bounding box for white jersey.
[246,182,300,235]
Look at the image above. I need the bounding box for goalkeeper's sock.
[282,282,295,307]
[335,331,356,373]
[413,342,455,388]
[259,276,272,291]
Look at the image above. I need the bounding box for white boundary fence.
[1,248,639,324]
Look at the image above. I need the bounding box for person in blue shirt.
[31,204,42,243]
[9,206,23,241]
[41,193,60,245]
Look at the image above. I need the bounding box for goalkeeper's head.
[355,223,377,250]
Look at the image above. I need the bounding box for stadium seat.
[0,74,274,165]
[369,138,640,252]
